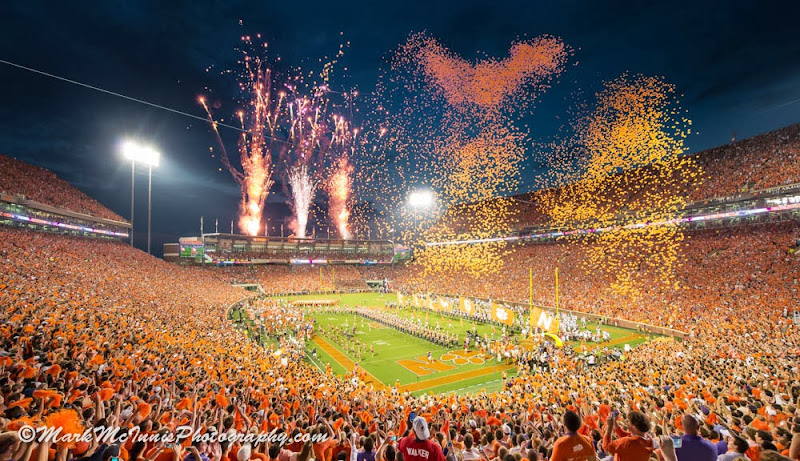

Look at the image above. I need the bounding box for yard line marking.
[398,363,515,393]
[312,334,387,390]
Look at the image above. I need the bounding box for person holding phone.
[375,431,397,461]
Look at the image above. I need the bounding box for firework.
[199,54,278,236]
[201,38,360,238]
[287,165,317,238]
[328,157,353,239]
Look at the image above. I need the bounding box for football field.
[273,292,649,395]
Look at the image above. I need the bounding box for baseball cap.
[413,416,430,440]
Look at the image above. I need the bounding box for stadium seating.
[0,154,125,221]
[1,126,799,461]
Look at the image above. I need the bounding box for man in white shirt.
[460,434,481,461]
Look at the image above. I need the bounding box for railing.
[1,192,131,229]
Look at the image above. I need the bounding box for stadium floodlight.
[122,140,160,167]
[122,140,161,255]
[408,190,435,209]
[408,190,436,239]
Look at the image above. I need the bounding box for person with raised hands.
[602,411,653,461]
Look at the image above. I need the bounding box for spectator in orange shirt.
[550,411,596,461]
[602,411,653,461]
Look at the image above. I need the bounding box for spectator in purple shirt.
[676,415,717,461]
[711,430,728,456]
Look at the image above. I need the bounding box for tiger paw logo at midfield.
[440,350,485,365]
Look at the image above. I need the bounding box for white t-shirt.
[461,448,482,461]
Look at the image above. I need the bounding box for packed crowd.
[391,222,800,338]
[510,124,800,230]
[196,221,800,347]
[1,224,799,461]
[689,124,800,201]
[208,266,372,294]
[2,127,800,461]
[0,154,125,221]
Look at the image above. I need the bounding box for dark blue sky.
[1,0,798,253]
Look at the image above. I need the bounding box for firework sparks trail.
[329,157,353,239]
[287,165,317,238]
[199,55,277,236]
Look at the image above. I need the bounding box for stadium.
[1,5,799,461]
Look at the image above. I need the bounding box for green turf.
[257,292,652,395]
[313,312,503,382]
[280,292,648,346]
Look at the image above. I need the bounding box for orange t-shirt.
[598,405,611,422]
[551,434,596,461]
[603,435,653,461]
[313,440,334,461]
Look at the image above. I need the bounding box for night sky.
[1,0,799,255]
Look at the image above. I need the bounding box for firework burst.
[199,52,279,236]
[329,156,354,239]
[201,37,361,238]
[287,165,317,238]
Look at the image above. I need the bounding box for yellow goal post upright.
[527,267,562,346]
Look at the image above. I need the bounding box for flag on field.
[438,297,450,311]
[413,294,422,308]
[459,297,475,315]
[426,295,434,311]
[397,292,404,307]
[543,333,564,347]
[530,306,559,334]
[490,301,514,326]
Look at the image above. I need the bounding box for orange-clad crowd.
[391,223,800,335]
[209,265,371,293]
[1,126,799,461]
[2,223,799,461]
[0,155,125,222]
